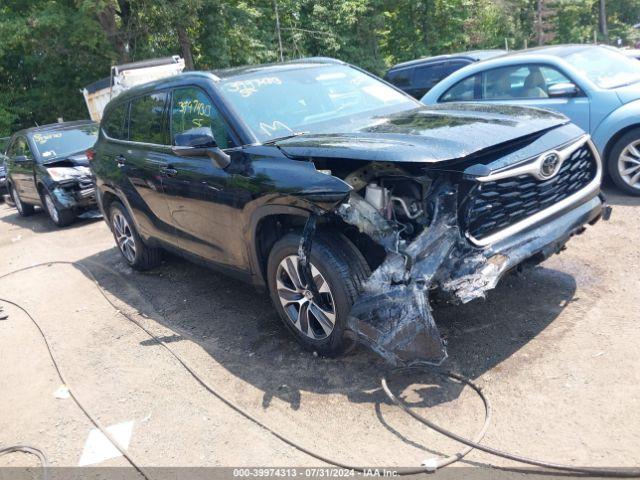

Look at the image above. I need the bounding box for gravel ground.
[0,186,639,475]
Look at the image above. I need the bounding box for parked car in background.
[5,121,99,226]
[0,136,9,199]
[91,58,606,363]
[384,50,505,99]
[620,48,640,61]
[422,44,640,195]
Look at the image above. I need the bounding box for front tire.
[109,201,162,270]
[43,191,75,227]
[267,232,370,357]
[608,129,640,196]
[11,185,35,216]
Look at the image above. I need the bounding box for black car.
[91,58,607,365]
[5,121,99,226]
[384,50,505,99]
[0,136,9,199]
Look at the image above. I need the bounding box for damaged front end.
[44,154,98,213]
[297,136,609,367]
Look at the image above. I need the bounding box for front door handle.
[115,155,126,168]
[160,165,178,177]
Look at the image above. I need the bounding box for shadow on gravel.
[0,203,101,233]
[73,246,576,414]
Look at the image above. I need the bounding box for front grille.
[464,143,597,241]
[78,177,94,190]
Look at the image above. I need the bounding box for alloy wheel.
[112,211,137,263]
[276,255,336,340]
[618,140,640,190]
[44,194,59,224]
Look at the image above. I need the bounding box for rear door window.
[414,63,445,89]
[8,137,33,160]
[443,60,471,76]
[129,92,169,144]
[170,87,234,149]
[103,102,128,140]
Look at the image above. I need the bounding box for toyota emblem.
[539,153,561,179]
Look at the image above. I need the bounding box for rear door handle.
[115,155,126,168]
[160,165,178,177]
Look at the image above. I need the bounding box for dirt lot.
[1,186,639,474]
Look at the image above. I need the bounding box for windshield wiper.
[261,131,308,145]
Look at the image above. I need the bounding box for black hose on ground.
[0,297,152,480]
[0,445,48,480]
[383,367,640,477]
[1,261,639,477]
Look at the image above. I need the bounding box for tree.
[2,0,640,136]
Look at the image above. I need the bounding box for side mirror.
[174,126,217,149]
[548,82,578,98]
[171,127,231,169]
[14,155,30,164]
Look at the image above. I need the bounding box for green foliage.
[0,0,638,136]
[553,0,597,44]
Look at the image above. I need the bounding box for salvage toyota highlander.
[91,58,609,366]
[6,121,99,226]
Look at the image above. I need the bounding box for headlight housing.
[46,166,90,182]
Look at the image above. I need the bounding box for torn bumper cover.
[333,182,608,367]
[50,179,97,210]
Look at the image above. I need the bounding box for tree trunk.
[177,26,195,70]
[599,0,608,40]
[536,0,544,46]
[95,0,132,63]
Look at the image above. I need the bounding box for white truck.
[82,56,185,122]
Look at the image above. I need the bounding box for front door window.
[170,87,234,149]
[482,65,572,100]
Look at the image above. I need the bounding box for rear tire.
[42,190,75,227]
[608,129,640,196]
[267,231,370,357]
[10,184,35,216]
[109,201,162,270]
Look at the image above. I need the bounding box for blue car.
[422,44,640,196]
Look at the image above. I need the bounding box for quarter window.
[103,102,128,140]
[129,92,168,144]
[170,87,233,149]
[440,74,480,102]
[386,69,412,88]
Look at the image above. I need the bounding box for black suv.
[385,50,505,99]
[5,121,99,226]
[92,58,607,365]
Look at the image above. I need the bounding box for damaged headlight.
[47,166,91,182]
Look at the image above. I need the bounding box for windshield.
[563,47,640,89]
[30,124,98,161]
[218,64,416,142]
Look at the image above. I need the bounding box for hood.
[615,83,640,104]
[42,151,90,167]
[275,104,569,164]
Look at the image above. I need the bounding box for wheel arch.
[602,123,640,167]
[250,206,311,287]
[250,206,384,288]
